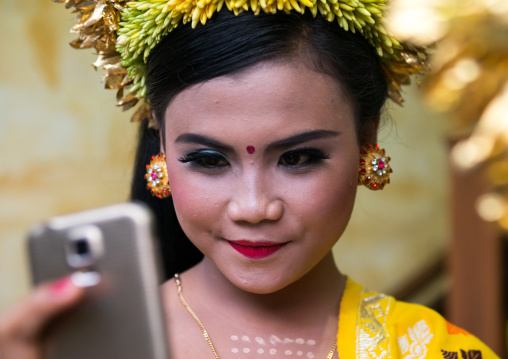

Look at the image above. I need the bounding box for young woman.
[0,3,499,359]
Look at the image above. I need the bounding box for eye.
[279,152,308,166]
[178,150,230,169]
[278,148,330,168]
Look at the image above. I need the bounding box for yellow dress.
[338,278,500,359]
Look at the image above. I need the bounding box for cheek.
[166,168,208,233]
[166,166,227,239]
[294,156,359,220]
[303,178,357,234]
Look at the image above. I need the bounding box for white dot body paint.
[256,336,267,345]
[230,335,320,356]
[270,335,283,345]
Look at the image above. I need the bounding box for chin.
[239,282,285,294]
[222,266,302,295]
[232,279,289,295]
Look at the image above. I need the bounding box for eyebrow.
[265,130,341,151]
[174,130,340,152]
[175,133,234,152]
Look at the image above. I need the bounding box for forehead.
[164,60,355,142]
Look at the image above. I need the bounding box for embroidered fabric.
[356,289,392,358]
[338,279,498,359]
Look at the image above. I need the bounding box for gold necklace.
[174,274,338,359]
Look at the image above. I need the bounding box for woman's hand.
[0,276,85,359]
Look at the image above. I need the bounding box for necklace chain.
[174,274,337,359]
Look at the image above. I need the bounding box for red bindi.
[246,146,255,154]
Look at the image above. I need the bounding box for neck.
[187,252,345,329]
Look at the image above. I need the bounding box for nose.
[227,174,284,224]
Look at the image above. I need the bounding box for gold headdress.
[54,0,428,128]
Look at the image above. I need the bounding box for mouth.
[227,240,288,259]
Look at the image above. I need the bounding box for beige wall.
[0,1,138,310]
[0,1,448,312]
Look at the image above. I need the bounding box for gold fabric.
[338,278,500,359]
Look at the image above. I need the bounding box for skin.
[0,59,377,359]
[160,60,366,358]
[164,59,359,293]
[0,277,85,359]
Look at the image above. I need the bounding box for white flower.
[398,320,434,359]
[398,334,410,354]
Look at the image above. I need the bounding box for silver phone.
[27,202,170,359]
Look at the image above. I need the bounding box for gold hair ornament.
[54,0,428,129]
[388,0,508,231]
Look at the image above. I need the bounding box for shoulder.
[338,278,500,359]
[389,300,498,359]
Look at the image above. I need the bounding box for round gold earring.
[145,153,171,198]
[358,144,392,190]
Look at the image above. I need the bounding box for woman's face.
[163,60,360,293]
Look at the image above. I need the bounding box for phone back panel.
[28,203,170,359]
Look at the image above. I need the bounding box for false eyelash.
[178,150,229,168]
[277,147,331,169]
[285,147,331,160]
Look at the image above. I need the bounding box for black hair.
[131,9,388,279]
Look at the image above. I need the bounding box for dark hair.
[131,10,388,279]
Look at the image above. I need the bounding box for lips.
[227,240,288,259]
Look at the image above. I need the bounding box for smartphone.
[27,202,170,359]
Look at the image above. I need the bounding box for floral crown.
[55,0,427,128]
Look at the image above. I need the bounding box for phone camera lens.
[75,239,90,256]
[66,225,102,268]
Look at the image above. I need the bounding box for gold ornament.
[145,153,171,198]
[358,144,392,190]
[387,0,508,231]
[53,0,428,128]
[116,0,428,107]
[174,273,338,359]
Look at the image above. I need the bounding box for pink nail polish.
[49,276,72,295]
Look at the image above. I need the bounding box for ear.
[156,110,166,154]
[360,116,380,146]
[159,135,165,154]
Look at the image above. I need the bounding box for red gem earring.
[145,153,171,198]
[358,144,392,190]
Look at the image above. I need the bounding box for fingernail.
[49,276,73,295]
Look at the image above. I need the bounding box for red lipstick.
[228,240,287,259]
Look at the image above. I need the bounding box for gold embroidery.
[356,288,393,359]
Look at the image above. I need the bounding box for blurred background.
[0,0,506,357]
